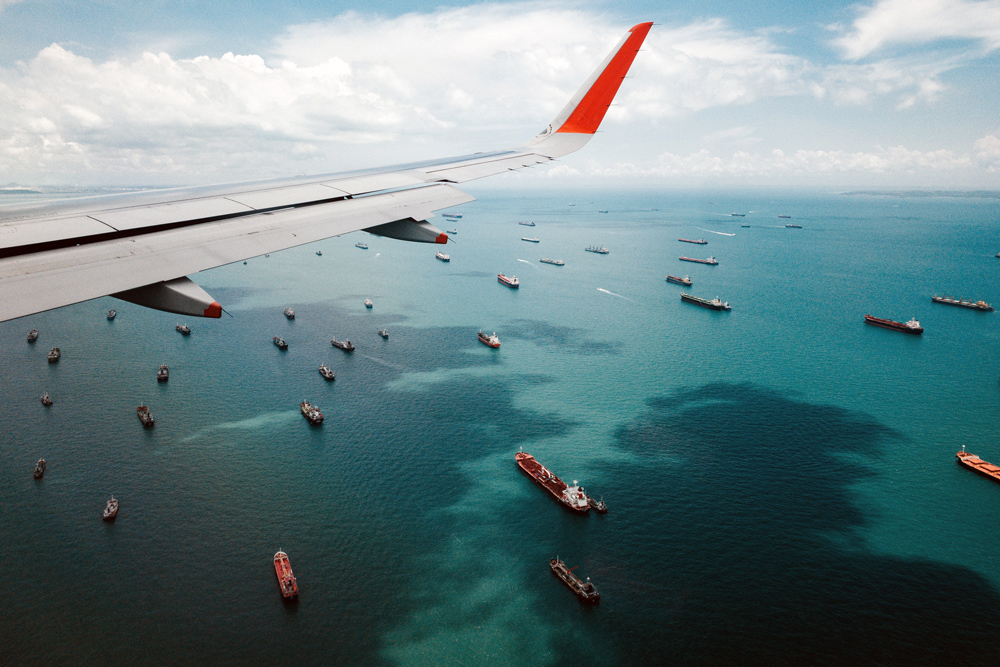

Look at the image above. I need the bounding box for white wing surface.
[0,22,652,323]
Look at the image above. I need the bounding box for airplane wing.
[0,22,652,323]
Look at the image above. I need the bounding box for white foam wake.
[697,227,736,236]
[597,288,634,302]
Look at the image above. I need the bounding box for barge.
[550,558,599,603]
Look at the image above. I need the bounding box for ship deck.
[957,451,1000,484]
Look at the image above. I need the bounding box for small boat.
[598,210,608,213]
[315,250,322,256]
[447,229,458,235]
[378,328,389,339]
[681,293,731,310]
[539,258,564,266]
[157,364,169,382]
[441,213,462,219]
[478,331,500,348]
[679,256,718,265]
[518,221,536,226]
[107,309,117,320]
[40,393,52,406]
[679,238,707,245]
[274,550,299,599]
[778,215,791,219]
[435,252,450,262]
[318,364,335,381]
[497,274,519,288]
[331,338,355,352]
[931,295,993,311]
[27,329,38,343]
[273,336,288,350]
[666,275,692,286]
[741,224,750,228]
[588,496,608,513]
[300,401,324,424]
[364,299,373,309]
[864,314,923,334]
[34,459,45,479]
[176,324,191,335]
[284,307,295,319]
[730,213,746,217]
[47,347,60,363]
[585,246,609,254]
[137,404,155,427]
[785,224,802,229]
[521,237,540,243]
[103,496,119,521]
[550,558,600,603]
[355,242,368,249]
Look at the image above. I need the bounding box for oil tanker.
[515,451,590,513]
[274,551,299,599]
[864,314,923,334]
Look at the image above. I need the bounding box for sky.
[0,0,998,189]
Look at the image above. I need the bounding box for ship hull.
[957,452,1000,484]
[274,552,299,599]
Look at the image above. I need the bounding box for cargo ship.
[318,364,335,380]
[378,328,389,339]
[447,229,458,234]
[274,551,299,599]
[864,314,923,334]
[778,215,791,219]
[539,257,564,266]
[47,347,60,363]
[103,496,119,521]
[550,558,599,603]
[518,221,535,226]
[730,213,745,217]
[107,309,117,320]
[355,242,368,249]
[681,293,731,310]
[34,459,45,479]
[441,213,462,219]
[478,331,500,348]
[956,446,1000,484]
[666,275,692,286]
[364,299,373,309]
[273,336,288,350]
[300,401,324,424]
[679,256,718,265]
[679,238,707,244]
[284,307,295,319]
[27,329,38,343]
[436,252,450,262]
[137,404,155,428]
[331,338,355,352]
[498,274,519,288]
[931,295,993,311]
[521,237,540,243]
[176,324,191,335]
[40,393,52,406]
[515,451,590,513]
[785,224,802,229]
[585,246,609,254]
[157,364,169,382]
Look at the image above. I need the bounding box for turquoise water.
[2,188,999,665]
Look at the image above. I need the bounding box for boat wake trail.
[697,228,736,236]
[180,411,298,442]
[597,288,634,302]
[517,259,538,270]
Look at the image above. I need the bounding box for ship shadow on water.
[575,382,1000,667]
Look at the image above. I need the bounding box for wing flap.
[0,215,116,249]
[422,153,552,182]
[89,197,255,231]
[224,183,346,210]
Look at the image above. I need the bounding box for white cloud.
[835,0,1000,59]
[974,134,1000,170]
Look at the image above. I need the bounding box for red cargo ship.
[864,314,923,334]
[274,550,299,599]
[956,446,1000,484]
[498,274,520,288]
[515,451,590,513]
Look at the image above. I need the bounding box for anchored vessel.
[40,393,52,406]
[515,451,590,513]
[34,459,45,479]
[539,257,564,265]
[27,329,38,343]
[550,558,600,603]
[666,275,692,286]
[679,238,707,244]
[588,497,608,513]
[355,242,368,249]
[435,252,450,262]
[521,237,540,243]
[518,221,535,226]
[318,364,335,381]
[274,551,299,599]
[931,296,993,311]
[47,347,60,363]
[498,274,520,289]
[300,401,324,424]
[273,336,288,350]
[447,229,458,235]
[730,212,745,217]
[284,307,295,319]
[585,246,609,254]
[478,331,500,348]
[679,256,718,265]
[378,328,389,339]
[103,496,119,521]
[364,299,373,309]
[441,213,462,219]
[681,293,731,310]
[956,446,1000,484]
[778,215,791,219]
[785,224,803,229]
[176,324,191,335]
[157,364,169,382]
[107,309,117,320]
[137,404,155,428]
[331,338,355,352]
[864,315,923,335]
[315,250,322,256]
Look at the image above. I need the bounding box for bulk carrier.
[864,315,923,334]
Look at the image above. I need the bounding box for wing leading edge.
[0,22,652,323]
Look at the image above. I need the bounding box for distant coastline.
[843,190,1000,200]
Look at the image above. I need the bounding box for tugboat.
[34,459,46,479]
[103,496,119,521]
[478,331,500,348]
[666,275,692,286]
[521,237,540,243]
[378,328,389,339]
[284,307,295,319]
[497,274,519,289]
[679,256,718,265]
[273,336,288,350]
[331,338,355,352]
[27,329,38,343]
[300,401,324,424]
[274,550,299,599]
[47,347,60,363]
[355,242,368,249]
[436,252,450,262]
[40,393,53,406]
[585,246,609,254]
[931,295,993,311]
[364,299,373,309]
[157,364,169,382]
[549,558,600,603]
[176,324,191,335]
[518,221,536,226]
[681,293,731,310]
[588,496,608,513]
[515,451,589,513]
[679,238,707,244]
[137,404,155,428]
[539,258,564,266]
[318,365,335,381]
[107,309,117,320]
[864,314,923,335]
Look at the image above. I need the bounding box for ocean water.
[2,187,999,666]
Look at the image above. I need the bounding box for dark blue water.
[2,188,999,666]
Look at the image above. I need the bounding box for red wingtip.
[435,233,449,244]
[556,22,653,135]
[204,301,223,318]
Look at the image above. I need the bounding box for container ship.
[666,275,692,286]
[956,446,1000,484]
[478,331,500,348]
[864,315,923,334]
[679,256,718,265]
[498,274,520,288]
[274,551,299,599]
[550,558,600,603]
[515,451,590,513]
[681,293,731,310]
[931,296,993,311]
[679,238,707,244]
